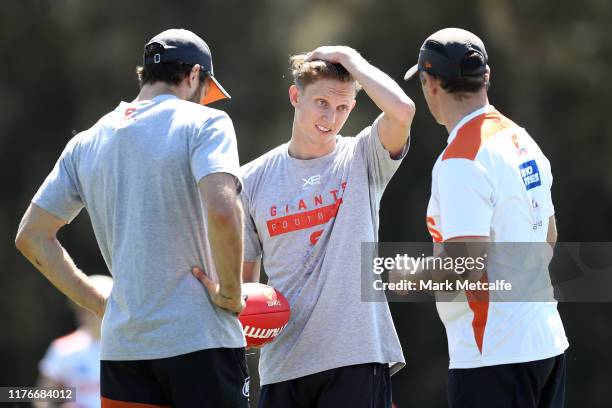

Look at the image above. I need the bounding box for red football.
[239,283,291,347]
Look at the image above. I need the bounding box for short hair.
[135,43,206,88]
[420,51,490,100]
[289,53,362,93]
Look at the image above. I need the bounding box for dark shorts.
[448,353,566,408]
[101,347,250,408]
[259,363,391,408]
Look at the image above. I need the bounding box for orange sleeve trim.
[466,272,490,354]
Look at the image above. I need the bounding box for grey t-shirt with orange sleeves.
[241,117,407,385]
[32,94,246,360]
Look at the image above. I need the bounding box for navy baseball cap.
[144,28,230,105]
[404,28,488,81]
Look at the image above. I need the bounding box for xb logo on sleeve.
[302,174,321,189]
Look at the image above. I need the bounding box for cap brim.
[403,64,419,81]
[201,76,231,105]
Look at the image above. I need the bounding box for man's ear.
[423,72,438,96]
[187,64,201,88]
[289,85,300,107]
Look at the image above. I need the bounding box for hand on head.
[305,46,360,65]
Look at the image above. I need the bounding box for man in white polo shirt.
[403,28,569,407]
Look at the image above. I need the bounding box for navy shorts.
[101,347,250,408]
[259,362,391,408]
[447,353,566,408]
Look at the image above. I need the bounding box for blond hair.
[289,53,362,93]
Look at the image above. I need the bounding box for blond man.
[224,46,411,407]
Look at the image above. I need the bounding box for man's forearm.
[243,259,261,284]
[339,51,414,122]
[335,49,414,155]
[17,235,104,316]
[391,244,488,289]
[207,198,244,297]
[392,257,459,286]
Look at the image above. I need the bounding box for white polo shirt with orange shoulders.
[426,105,569,369]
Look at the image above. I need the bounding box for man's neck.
[443,92,489,134]
[134,82,180,102]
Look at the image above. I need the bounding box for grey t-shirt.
[33,94,246,360]
[241,118,407,385]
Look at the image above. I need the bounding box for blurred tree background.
[1,0,611,406]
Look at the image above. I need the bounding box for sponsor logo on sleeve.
[519,160,541,190]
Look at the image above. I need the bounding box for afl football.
[239,283,291,347]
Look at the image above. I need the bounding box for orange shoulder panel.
[443,111,516,161]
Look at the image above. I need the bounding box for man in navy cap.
[16,29,249,407]
[403,28,568,408]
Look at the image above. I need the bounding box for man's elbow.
[208,208,234,226]
[15,228,35,255]
[208,202,242,227]
[394,97,416,125]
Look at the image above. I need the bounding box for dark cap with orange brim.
[144,28,230,105]
[404,28,488,82]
